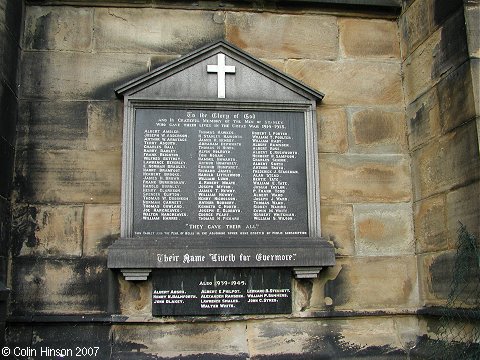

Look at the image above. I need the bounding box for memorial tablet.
[134,109,308,238]
[108,41,336,308]
[152,268,291,316]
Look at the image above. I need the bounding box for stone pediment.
[115,40,324,104]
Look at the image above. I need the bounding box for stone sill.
[11,307,480,325]
[24,0,401,17]
[417,306,480,320]
[7,308,421,325]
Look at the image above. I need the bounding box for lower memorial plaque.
[152,268,292,316]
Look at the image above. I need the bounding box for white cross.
[207,53,236,99]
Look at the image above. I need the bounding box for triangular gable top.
[115,40,324,103]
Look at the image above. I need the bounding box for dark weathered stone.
[17,101,88,150]
[14,148,121,203]
[406,88,440,150]
[20,51,149,100]
[247,318,409,359]
[5,324,33,355]
[11,204,84,257]
[431,9,468,81]
[0,198,11,258]
[400,0,431,59]
[10,257,112,316]
[0,137,14,199]
[2,0,23,41]
[6,324,111,359]
[24,6,93,51]
[433,0,463,27]
[437,61,477,133]
[0,79,18,146]
[411,121,480,201]
[0,23,20,91]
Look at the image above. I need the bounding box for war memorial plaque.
[152,268,291,316]
[107,41,336,316]
[134,108,308,238]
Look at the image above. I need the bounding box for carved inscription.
[133,109,307,237]
[152,268,292,315]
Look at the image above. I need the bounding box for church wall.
[6,0,474,357]
[400,0,480,353]
[0,0,23,347]
[401,0,479,306]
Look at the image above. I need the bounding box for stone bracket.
[293,267,323,279]
[121,269,151,281]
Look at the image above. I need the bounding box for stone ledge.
[108,236,335,270]
[7,308,420,324]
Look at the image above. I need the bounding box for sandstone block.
[411,121,480,201]
[24,6,93,51]
[319,154,411,203]
[320,204,354,256]
[325,256,418,309]
[112,323,248,358]
[354,203,414,256]
[465,4,480,58]
[20,51,148,100]
[13,204,83,257]
[286,59,402,106]
[403,29,440,104]
[15,149,121,203]
[414,194,448,254]
[226,12,338,60]
[30,325,111,359]
[10,258,110,315]
[446,181,480,245]
[437,61,477,133]
[339,18,400,59]
[418,250,476,306]
[84,204,120,256]
[350,108,406,153]
[148,54,180,71]
[118,275,151,316]
[94,8,224,54]
[86,101,123,150]
[403,10,468,104]
[247,317,408,358]
[17,101,88,150]
[317,107,348,153]
[400,0,432,59]
[406,88,440,150]
[18,100,123,151]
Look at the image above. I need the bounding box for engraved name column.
[141,127,188,225]
[197,113,242,222]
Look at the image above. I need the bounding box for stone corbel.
[293,267,323,279]
[121,269,151,281]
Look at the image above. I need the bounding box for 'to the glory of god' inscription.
[133,109,308,238]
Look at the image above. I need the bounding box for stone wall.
[400,0,480,351]
[401,0,479,306]
[3,0,478,358]
[0,0,23,347]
